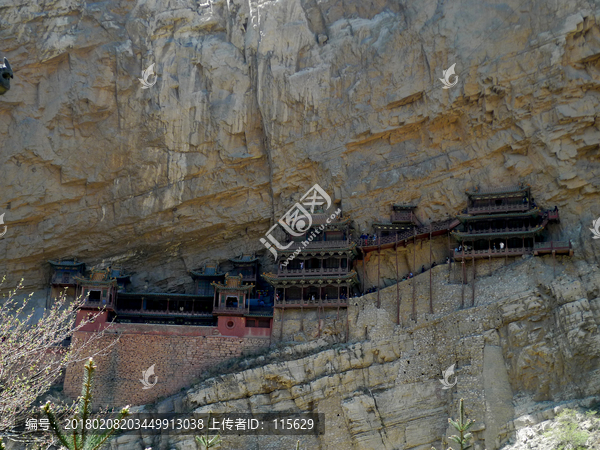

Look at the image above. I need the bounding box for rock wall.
[65,324,269,408]
[106,256,600,450]
[1,0,599,295]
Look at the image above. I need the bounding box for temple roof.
[48,259,85,268]
[456,208,541,222]
[189,265,226,278]
[392,204,417,210]
[466,184,530,199]
[228,254,258,263]
[74,268,117,286]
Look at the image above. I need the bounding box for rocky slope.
[1,0,599,296]
[105,256,600,450]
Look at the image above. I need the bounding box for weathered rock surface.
[1,0,600,293]
[105,257,600,450]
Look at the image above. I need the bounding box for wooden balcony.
[51,273,76,285]
[286,239,352,250]
[277,267,350,277]
[534,241,572,255]
[467,203,530,215]
[116,308,213,317]
[391,211,415,223]
[274,298,348,308]
[212,306,250,315]
[451,246,532,260]
[463,225,535,235]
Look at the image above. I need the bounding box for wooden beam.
[395,241,400,326]
[412,228,416,321]
[377,243,381,308]
[472,255,475,307]
[461,260,465,309]
[429,223,433,314]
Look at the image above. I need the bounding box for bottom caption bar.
[26,413,325,436]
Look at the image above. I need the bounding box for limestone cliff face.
[109,257,600,450]
[1,0,599,293]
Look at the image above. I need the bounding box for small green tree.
[545,409,591,450]
[195,412,222,449]
[447,398,475,450]
[41,358,129,450]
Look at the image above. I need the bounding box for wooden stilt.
[429,223,433,314]
[395,241,400,326]
[472,255,475,307]
[345,307,349,342]
[377,244,381,308]
[300,303,304,332]
[412,228,416,321]
[318,298,321,338]
[553,249,556,278]
[280,301,285,341]
[461,259,465,309]
[362,252,367,294]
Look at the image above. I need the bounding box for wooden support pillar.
[461,260,465,309]
[362,252,367,294]
[318,298,322,337]
[280,300,285,341]
[395,241,400,326]
[377,244,381,308]
[429,223,433,314]
[552,247,556,278]
[412,228,416,321]
[345,308,349,343]
[300,294,304,331]
[472,256,475,307]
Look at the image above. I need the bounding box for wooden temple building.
[49,183,572,341]
[48,258,86,301]
[211,273,272,337]
[450,185,572,260]
[261,210,359,337]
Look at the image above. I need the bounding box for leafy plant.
[41,358,129,450]
[545,409,591,450]
[447,398,475,450]
[0,276,116,443]
[195,412,222,449]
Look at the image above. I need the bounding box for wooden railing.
[451,247,532,259]
[463,225,535,235]
[534,241,571,251]
[391,211,414,223]
[467,203,529,214]
[275,298,348,308]
[116,308,212,316]
[213,306,250,314]
[277,267,349,277]
[286,239,351,250]
[355,218,459,248]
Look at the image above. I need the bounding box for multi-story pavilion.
[211,273,272,337]
[262,212,359,308]
[48,258,85,301]
[451,184,571,260]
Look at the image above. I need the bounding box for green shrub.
[545,409,591,450]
